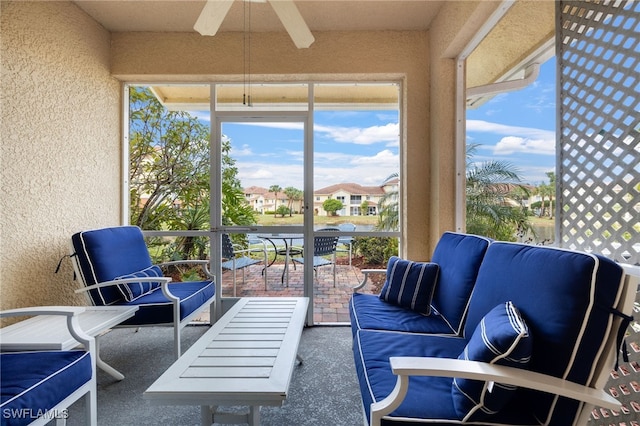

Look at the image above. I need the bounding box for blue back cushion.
[72,226,154,305]
[464,242,624,423]
[430,232,491,334]
[379,257,439,315]
[452,301,532,421]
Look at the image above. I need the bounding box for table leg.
[249,406,260,426]
[200,405,213,426]
[96,335,125,381]
[284,239,290,287]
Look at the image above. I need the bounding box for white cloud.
[467,120,555,156]
[315,123,399,146]
[237,149,398,189]
[494,136,555,155]
[233,121,399,146]
[467,120,553,138]
[232,144,253,156]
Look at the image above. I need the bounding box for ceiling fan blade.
[268,0,315,48]
[194,0,235,36]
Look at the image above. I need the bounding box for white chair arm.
[0,306,86,318]
[74,276,172,294]
[371,356,620,424]
[352,269,386,291]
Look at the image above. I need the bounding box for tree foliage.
[284,186,303,216]
[269,185,282,217]
[322,198,343,216]
[376,173,399,231]
[128,86,256,260]
[465,144,533,241]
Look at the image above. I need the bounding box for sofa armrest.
[370,356,620,425]
[158,259,214,279]
[352,269,386,292]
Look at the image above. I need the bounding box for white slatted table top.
[0,306,139,351]
[144,297,309,407]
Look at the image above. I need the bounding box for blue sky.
[194,61,556,190]
[466,57,556,185]
[221,110,400,190]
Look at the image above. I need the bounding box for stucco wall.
[1,1,121,312]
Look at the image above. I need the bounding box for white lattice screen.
[557,0,640,265]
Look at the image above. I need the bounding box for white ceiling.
[73,1,445,34]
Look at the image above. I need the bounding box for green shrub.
[353,236,398,266]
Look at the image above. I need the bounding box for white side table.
[0,305,139,380]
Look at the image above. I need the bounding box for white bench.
[144,297,308,426]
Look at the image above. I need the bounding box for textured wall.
[1,1,121,312]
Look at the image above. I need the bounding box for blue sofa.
[350,237,636,426]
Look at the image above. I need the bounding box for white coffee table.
[0,305,138,380]
[144,297,308,426]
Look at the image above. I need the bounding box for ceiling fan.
[194,0,315,49]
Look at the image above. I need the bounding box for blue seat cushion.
[350,293,456,337]
[0,350,91,426]
[430,232,491,335]
[72,226,154,306]
[353,330,539,426]
[115,265,163,302]
[379,257,439,315]
[452,301,532,421]
[119,280,214,325]
[464,243,624,424]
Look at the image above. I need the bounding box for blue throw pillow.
[379,256,439,315]
[115,265,163,302]
[452,301,532,421]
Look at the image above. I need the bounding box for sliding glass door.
[126,81,400,325]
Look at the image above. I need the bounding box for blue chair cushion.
[452,301,532,421]
[379,257,439,315]
[119,280,215,325]
[72,226,154,306]
[115,265,163,302]
[349,293,457,336]
[0,350,92,426]
[430,232,492,335]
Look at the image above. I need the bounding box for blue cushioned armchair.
[0,307,96,426]
[70,226,215,359]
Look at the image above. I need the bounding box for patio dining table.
[257,234,303,286]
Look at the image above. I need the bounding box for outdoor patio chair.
[70,226,215,359]
[291,231,339,287]
[336,223,356,266]
[221,233,268,296]
[0,306,97,426]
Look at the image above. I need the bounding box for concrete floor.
[67,325,364,426]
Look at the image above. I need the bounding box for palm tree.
[269,185,282,217]
[376,173,399,231]
[466,144,534,241]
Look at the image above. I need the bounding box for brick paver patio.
[220,261,376,323]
